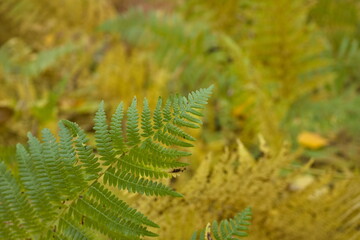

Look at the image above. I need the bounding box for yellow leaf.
[288,175,314,191]
[297,131,328,150]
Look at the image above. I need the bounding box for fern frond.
[110,102,127,154]
[0,86,212,239]
[127,97,141,147]
[55,217,94,240]
[0,0,115,44]
[153,97,164,130]
[87,183,158,228]
[0,40,75,78]
[191,207,252,240]
[116,153,171,178]
[94,101,116,166]
[0,161,41,238]
[73,197,155,238]
[40,128,67,200]
[130,146,190,169]
[100,9,231,92]
[154,130,194,147]
[141,98,154,137]
[16,143,56,222]
[58,121,86,196]
[166,123,196,141]
[27,133,60,204]
[104,167,182,197]
[62,120,101,181]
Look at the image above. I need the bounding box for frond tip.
[191,207,252,240]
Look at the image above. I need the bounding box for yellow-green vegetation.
[1,0,360,239]
[136,139,358,239]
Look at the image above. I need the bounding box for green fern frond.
[0,161,40,238]
[0,40,76,78]
[141,98,154,138]
[109,102,127,154]
[126,97,142,147]
[104,167,182,197]
[16,143,56,222]
[94,101,116,166]
[54,217,93,240]
[63,120,102,181]
[100,9,232,92]
[87,183,158,228]
[191,207,252,240]
[58,121,86,196]
[0,86,213,239]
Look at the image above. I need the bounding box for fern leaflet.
[191,207,252,240]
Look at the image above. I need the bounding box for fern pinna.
[0,86,213,240]
[191,207,252,240]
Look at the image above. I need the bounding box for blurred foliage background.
[1,0,360,239]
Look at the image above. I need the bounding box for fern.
[0,0,115,44]
[243,0,333,102]
[0,39,76,79]
[100,8,238,134]
[0,86,213,239]
[191,207,252,240]
[100,8,233,93]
